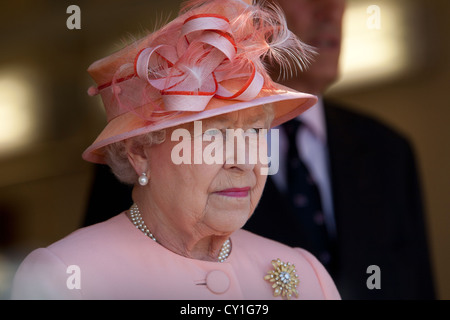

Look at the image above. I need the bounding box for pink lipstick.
[215,187,251,198]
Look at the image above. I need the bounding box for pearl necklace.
[129,203,231,263]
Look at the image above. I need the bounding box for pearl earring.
[138,172,148,186]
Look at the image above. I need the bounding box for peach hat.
[83,0,317,164]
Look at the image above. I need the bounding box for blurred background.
[0,0,448,299]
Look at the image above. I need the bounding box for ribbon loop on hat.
[134,13,264,112]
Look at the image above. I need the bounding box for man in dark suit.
[244,0,435,299]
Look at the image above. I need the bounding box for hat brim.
[82,83,317,164]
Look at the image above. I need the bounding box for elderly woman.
[11,0,340,300]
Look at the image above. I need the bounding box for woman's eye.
[247,128,262,134]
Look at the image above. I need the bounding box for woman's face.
[145,107,271,236]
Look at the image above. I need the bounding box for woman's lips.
[215,187,251,198]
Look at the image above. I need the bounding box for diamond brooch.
[264,258,299,299]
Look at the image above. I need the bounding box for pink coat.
[11,213,340,300]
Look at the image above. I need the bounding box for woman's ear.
[124,139,148,176]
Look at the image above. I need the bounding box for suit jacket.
[12,213,340,300]
[244,101,435,299]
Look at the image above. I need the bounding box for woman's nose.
[223,129,257,172]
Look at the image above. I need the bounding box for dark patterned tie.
[283,119,332,268]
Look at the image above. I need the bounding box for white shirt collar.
[297,97,327,143]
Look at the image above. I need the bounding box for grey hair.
[105,130,166,185]
[104,103,274,185]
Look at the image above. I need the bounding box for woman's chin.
[206,209,251,234]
